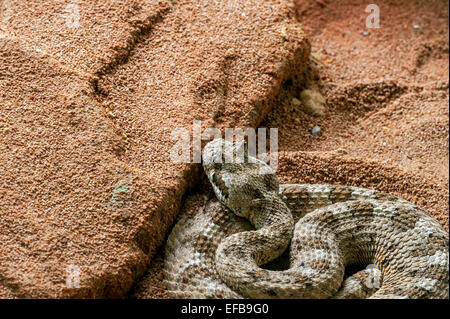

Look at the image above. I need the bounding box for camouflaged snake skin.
[163,139,449,299]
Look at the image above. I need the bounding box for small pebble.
[311,52,323,61]
[362,31,370,37]
[106,111,116,118]
[412,24,420,30]
[280,26,288,40]
[336,148,347,155]
[299,89,326,116]
[291,97,301,107]
[311,126,321,135]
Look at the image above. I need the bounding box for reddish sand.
[0,0,309,298]
[132,0,449,298]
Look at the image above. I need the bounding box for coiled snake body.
[163,139,449,298]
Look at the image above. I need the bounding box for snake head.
[202,138,279,220]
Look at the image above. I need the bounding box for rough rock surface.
[131,0,449,299]
[0,0,309,298]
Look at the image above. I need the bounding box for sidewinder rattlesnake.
[163,138,449,298]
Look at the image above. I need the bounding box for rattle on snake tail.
[163,138,449,299]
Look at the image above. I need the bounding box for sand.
[0,0,309,298]
[0,0,447,299]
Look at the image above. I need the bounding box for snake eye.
[252,187,264,199]
[263,174,278,191]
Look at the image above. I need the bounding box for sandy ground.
[131,0,449,299]
[1,0,309,298]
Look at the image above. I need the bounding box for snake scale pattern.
[163,138,449,299]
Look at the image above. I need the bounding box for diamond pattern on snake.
[163,138,449,299]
